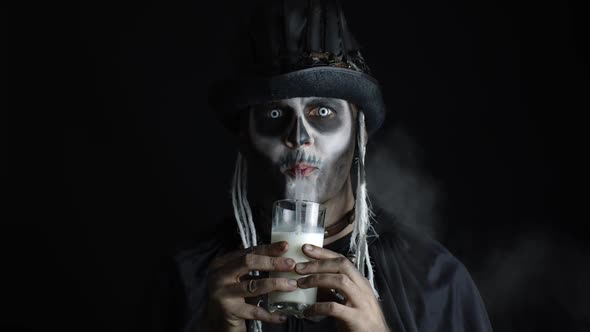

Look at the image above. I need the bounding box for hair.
[231,110,377,332]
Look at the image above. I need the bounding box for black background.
[4,0,589,331]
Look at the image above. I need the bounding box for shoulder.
[141,222,238,332]
[371,208,466,286]
[172,220,241,286]
[370,209,492,331]
[153,220,241,331]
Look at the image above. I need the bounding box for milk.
[268,230,324,306]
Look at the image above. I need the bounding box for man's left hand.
[295,244,390,332]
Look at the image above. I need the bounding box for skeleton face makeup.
[245,97,356,206]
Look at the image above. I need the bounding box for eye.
[318,107,332,117]
[268,109,283,119]
[310,106,335,118]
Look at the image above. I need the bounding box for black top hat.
[209,0,386,136]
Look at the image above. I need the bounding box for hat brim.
[209,66,386,136]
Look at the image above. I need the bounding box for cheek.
[313,118,355,193]
[249,130,284,164]
[313,142,354,200]
[328,138,355,180]
[312,123,354,163]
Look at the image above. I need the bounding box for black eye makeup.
[251,105,293,137]
[267,108,283,119]
[250,98,349,137]
[305,102,344,132]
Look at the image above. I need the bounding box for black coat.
[144,206,492,332]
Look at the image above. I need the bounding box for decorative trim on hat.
[292,50,372,75]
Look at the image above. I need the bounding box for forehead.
[254,97,349,110]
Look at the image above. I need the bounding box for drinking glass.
[267,199,326,318]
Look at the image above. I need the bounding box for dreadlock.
[350,111,379,297]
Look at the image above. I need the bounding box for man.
[149,1,493,331]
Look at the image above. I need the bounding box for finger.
[216,254,296,283]
[297,274,360,306]
[210,242,289,271]
[317,287,346,304]
[301,244,342,259]
[253,241,289,257]
[304,302,352,321]
[230,303,288,324]
[294,256,366,286]
[297,274,360,305]
[224,278,298,298]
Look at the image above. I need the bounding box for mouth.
[285,163,318,177]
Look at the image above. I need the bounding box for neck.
[322,177,355,245]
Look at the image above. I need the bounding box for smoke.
[363,126,590,330]
[365,126,441,238]
[474,231,590,330]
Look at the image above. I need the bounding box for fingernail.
[279,314,287,322]
[295,263,306,271]
[303,244,313,251]
[285,258,295,266]
[288,279,297,287]
[280,241,288,250]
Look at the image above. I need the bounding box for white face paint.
[246,97,356,204]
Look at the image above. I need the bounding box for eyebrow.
[303,97,345,110]
[250,101,291,114]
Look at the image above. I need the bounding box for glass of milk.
[267,199,326,318]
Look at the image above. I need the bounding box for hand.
[295,244,390,332]
[202,241,298,332]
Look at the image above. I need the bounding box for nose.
[284,117,313,148]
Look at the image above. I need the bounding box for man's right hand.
[202,241,297,332]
